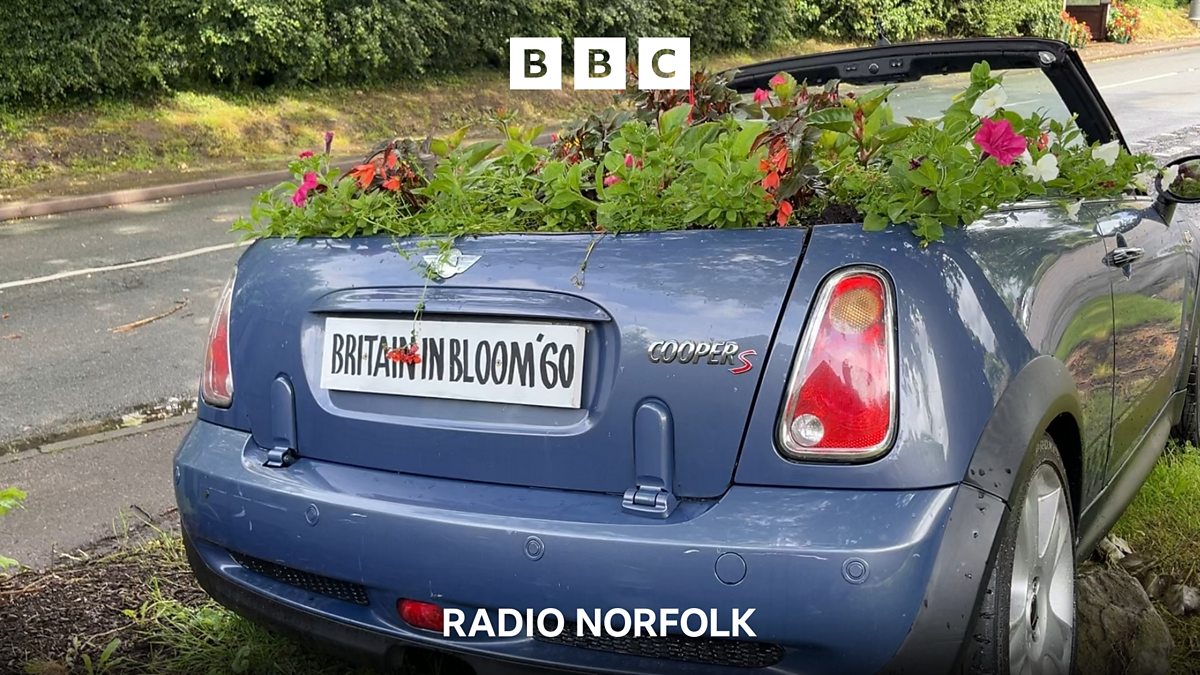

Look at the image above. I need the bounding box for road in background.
[0,190,249,448]
[0,46,1198,569]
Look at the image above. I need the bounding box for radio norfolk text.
[444,607,756,638]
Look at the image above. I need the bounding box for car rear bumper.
[174,420,1005,675]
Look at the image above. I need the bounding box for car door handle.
[1104,247,1144,267]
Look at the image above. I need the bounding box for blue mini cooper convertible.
[175,39,1200,674]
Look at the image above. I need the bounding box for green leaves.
[236,60,1157,249]
[0,486,25,517]
[658,104,692,141]
[0,485,26,571]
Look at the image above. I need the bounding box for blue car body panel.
[176,420,966,675]
[177,38,1200,674]
[212,229,808,499]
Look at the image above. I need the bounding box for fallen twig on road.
[109,299,188,334]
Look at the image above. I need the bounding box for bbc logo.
[509,37,690,90]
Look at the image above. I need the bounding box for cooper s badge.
[647,340,756,375]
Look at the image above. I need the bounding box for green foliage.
[236,105,775,239]
[945,0,1064,39]
[80,638,123,675]
[0,0,1079,106]
[797,0,1063,42]
[821,62,1157,244]
[0,486,26,517]
[802,0,952,42]
[0,486,27,571]
[597,111,773,231]
[125,579,379,674]
[0,0,800,106]
[239,62,1160,247]
[0,0,177,106]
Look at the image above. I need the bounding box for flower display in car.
[237,62,1157,248]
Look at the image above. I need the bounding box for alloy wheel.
[1008,463,1074,674]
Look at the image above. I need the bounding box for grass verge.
[1113,442,1200,671]
[0,39,855,205]
[1128,4,1200,40]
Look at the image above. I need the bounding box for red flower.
[770,148,789,173]
[550,133,559,143]
[386,344,421,365]
[624,153,635,169]
[603,174,621,188]
[298,150,314,159]
[382,176,401,192]
[323,131,334,154]
[1037,132,1050,152]
[769,73,786,88]
[776,200,793,226]
[753,88,770,104]
[348,163,376,190]
[973,117,1026,166]
[762,171,780,191]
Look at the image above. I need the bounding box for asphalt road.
[0,46,1198,570]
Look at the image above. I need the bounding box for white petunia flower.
[1133,170,1155,193]
[1023,153,1060,183]
[970,84,1007,117]
[1162,164,1181,190]
[1065,199,1084,221]
[1018,149,1033,166]
[1092,141,1120,167]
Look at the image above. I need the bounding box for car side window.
[842,69,1074,128]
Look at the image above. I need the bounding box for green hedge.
[799,0,1063,43]
[0,0,1062,107]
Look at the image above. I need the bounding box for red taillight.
[398,599,444,631]
[201,272,236,408]
[778,268,895,461]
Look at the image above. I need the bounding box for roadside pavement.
[0,420,187,570]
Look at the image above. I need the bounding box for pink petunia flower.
[769,73,786,88]
[753,88,770,104]
[973,118,1027,167]
[299,150,314,159]
[291,171,319,207]
[624,153,636,169]
[603,174,621,187]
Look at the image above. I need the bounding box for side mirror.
[1159,155,1200,204]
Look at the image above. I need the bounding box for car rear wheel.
[966,436,1075,675]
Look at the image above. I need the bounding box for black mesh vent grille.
[536,624,784,668]
[230,551,370,606]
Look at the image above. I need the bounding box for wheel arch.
[1045,411,1083,523]
[965,355,1084,511]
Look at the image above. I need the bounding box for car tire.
[963,435,1075,675]
[1174,343,1200,447]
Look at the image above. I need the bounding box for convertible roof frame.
[729,38,1126,148]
